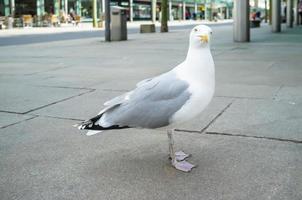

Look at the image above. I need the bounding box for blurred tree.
[161,0,168,32]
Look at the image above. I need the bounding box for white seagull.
[76,25,215,172]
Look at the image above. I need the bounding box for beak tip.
[199,35,209,43]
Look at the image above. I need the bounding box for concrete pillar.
[37,0,45,16]
[204,2,207,20]
[53,0,60,15]
[76,0,81,16]
[130,0,133,21]
[102,0,105,13]
[269,0,272,24]
[10,0,15,16]
[4,0,10,16]
[61,0,65,12]
[233,0,250,42]
[65,0,68,14]
[152,0,156,22]
[169,0,172,21]
[92,0,97,27]
[209,1,213,21]
[294,0,299,25]
[182,1,186,20]
[36,0,45,26]
[264,0,268,22]
[194,2,198,14]
[226,7,229,19]
[105,0,110,41]
[287,0,293,27]
[220,8,224,19]
[272,0,281,32]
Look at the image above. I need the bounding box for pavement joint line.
[0,116,38,129]
[266,62,276,71]
[174,129,302,144]
[214,95,266,100]
[175,101,234,134]
[0,110,23,114]
[24,65,72,76]
[213,50,230,57]
[201,101,233,133]
[35,115,84,122]
[215,47,247,57]
[22,89,95,114]
[101,89,130,92]
[272,84,284,100]
[205,131,302,144]
[32,85,95,91]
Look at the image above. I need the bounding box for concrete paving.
[0,23,302,200]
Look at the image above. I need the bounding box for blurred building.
[0,0,232,21]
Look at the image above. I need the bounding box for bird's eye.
[194,29,198,32]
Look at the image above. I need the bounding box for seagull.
[75,25,215,172]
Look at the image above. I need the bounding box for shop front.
[133,0,152,20]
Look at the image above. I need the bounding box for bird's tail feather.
[86,130,102,136]
[74,113,130,131]
[74,114,103,130]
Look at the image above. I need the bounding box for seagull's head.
[189,25,213,48]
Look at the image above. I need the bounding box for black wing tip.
[74,120,130,131]
[74,112,131,131]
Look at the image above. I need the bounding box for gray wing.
[103,77,157,107]
[99,71,191,129]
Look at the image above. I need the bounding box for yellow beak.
[199,35,209,43]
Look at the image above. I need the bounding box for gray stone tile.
[0,83,91,113]
[33,90,123,120]
[215,83,280,99]
[0,117,301,200]
[1,23,302,200]
[275,86,302,103]
[177,97,234,132]
[0,61,68,76]
[207,99,302,141]
[0,112,35,128]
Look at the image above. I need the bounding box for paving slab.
[176,97,233,132]
[215,83,279,99]
[214,60,279,86]
[275,86,302,102]
[0,117,301,200]
[0,112,36,128]
[0,61,69,76]
[1,23,302,200]
[0,83,92,113]
[207,99,302,141]
[32,90,123,120]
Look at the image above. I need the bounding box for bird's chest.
[170,67,215,124]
